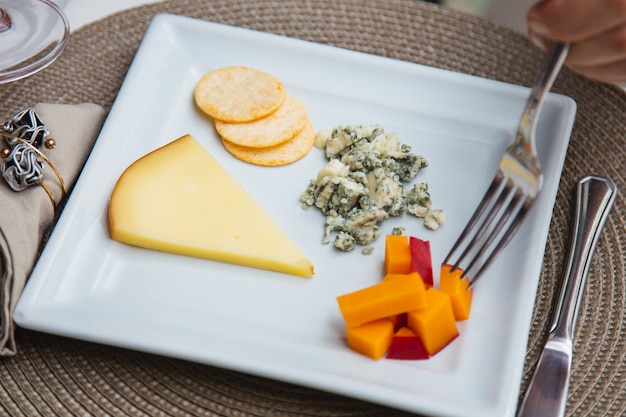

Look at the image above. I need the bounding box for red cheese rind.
[337,272,427,327]
[439,264,473,321]
[384,235,412,274]
[409,236,433,288]
[407,288,459,356]
[346,319,395,360]
[386,326,429,360]
[388,312,408,332]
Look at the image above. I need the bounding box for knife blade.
[517,175,617,417]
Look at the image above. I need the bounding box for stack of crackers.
[194,66,314,166]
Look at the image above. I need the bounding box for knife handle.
[550,175,617,341]
[517,175,617,417]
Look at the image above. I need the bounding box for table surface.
[2,1,625,416]
[60,0,524,31]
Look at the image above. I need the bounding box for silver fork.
[443,42,570,286]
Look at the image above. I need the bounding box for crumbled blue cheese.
[301,125,445,251]
[334,232,356,252]
[424,209,446,230]
[404,182,432,217]
[367,167,404,216]
[361,246,375,255]
[392,226,406,236]
[322,206,388,246]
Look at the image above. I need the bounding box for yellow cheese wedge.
[108,134,314,277]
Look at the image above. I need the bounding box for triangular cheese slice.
[108,134,314,277]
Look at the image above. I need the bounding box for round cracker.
[222,121,315,166]
[215,94,308,148]
[194,66,286,122]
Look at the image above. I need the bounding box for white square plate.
[15,14,576,417]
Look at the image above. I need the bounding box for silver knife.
[517,175,617,417]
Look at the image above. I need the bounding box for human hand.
[527,0,626,84]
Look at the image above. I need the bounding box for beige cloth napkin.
[0,103,106,356]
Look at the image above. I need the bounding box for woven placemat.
[1,0,624,416]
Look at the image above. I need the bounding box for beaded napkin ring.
[0,108,66,208]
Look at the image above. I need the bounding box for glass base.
[0,0,70,83]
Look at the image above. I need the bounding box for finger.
[566,57,626,84]
[565,23,626,66]
[527,0,626,41]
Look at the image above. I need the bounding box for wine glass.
[0,0,70,84]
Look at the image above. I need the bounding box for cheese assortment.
[108,134,314,278]
[107,62,468,362]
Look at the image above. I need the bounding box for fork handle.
[529,42,570,102]
[518,42,570,142]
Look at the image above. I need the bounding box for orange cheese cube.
[337,272,427,327]
[382,272,424,282]
[345,319,395,360]
[395,326,416,337]
[384,235,412,274]
[439,264,473,321]
[407,288,459,356]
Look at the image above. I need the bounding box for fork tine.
[469,198,533,285]
[444,177,534,286]
[463,188,526,281]
[451,177,512,271]
[442,171,505,266]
